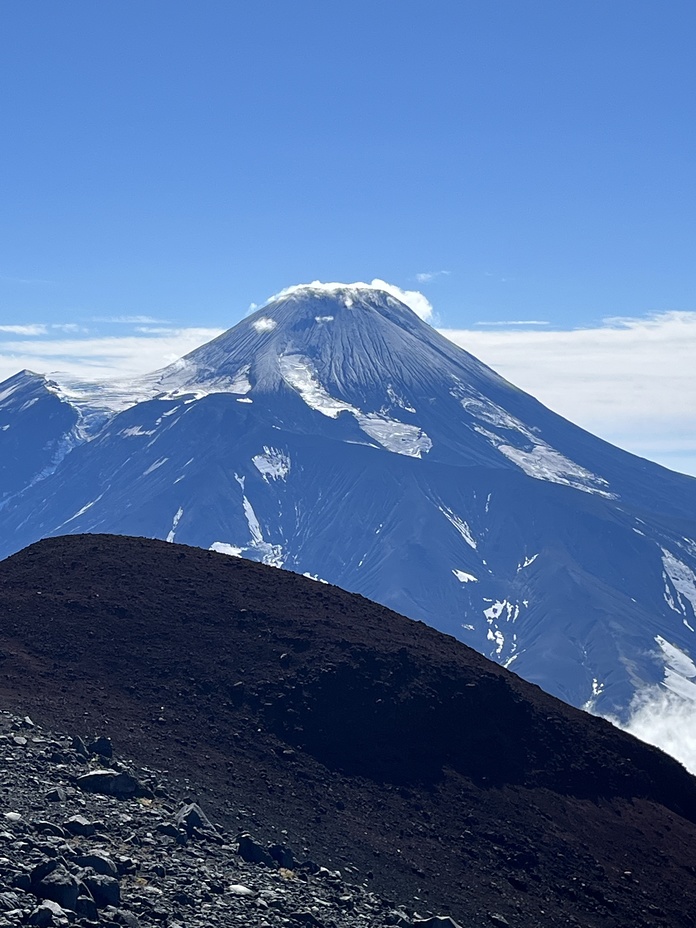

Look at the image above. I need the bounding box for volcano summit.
[1,282,695,720]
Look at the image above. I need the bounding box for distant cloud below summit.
[443,310,696,477]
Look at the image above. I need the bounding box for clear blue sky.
[2,1,696,477]
[3,0,696,330]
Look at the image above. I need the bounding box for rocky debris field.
[0,711,464,928]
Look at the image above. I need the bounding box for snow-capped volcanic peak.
[36,282,618,483]
[157,281,502,408]
[141,282,517,460]
[2,280,696,725]
[173,281,443,384]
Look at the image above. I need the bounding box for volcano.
[1,282,695,718]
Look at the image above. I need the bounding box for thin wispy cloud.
[89,315,171,325]
[0,274,55,286]
[415,270,450,284]
[474,320,550,327]
[51,323,87,334]
[0,324,48,336]
[134,326,183,335]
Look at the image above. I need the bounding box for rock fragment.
[414,918,465,928]
[27,900,69,927]
[76,768,150,799]
[238,833,276,867]
[82,871,121,907]
[87,735,113,757]
[174,802,221,841]
[31,862,80,910]
[74,851,119,877]
[64,813,97,836]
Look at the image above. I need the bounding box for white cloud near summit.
[370,279,434,321]
[266,280,434,322]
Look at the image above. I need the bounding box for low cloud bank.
[442,310,696,475]
[0,328,223,383]
[607,686,696,776]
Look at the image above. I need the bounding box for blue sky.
[2,2,696,473]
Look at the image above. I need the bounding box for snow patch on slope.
[453,570,477,583]
[143,458,168,476]
[457,392,614,497]
[499,443,607,492]
[302,572,329,584]
[55,494,104,529]
[439,506,477,549]
[233,474,284,567]
[166,507,184,543]
[481,598,522,664]
[228,366,252,394]
[385,384,416,414]
[252,447,291,482]
[656,635,696,699]
[120,425,155,438]
[278,353,431,458]
[661,548,696,624]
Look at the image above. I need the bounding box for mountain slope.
[0,370,80,505]
[1,534,696,928]
[1,282,695,719]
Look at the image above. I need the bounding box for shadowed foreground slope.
[0,534,695,927]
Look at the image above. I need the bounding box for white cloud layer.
[0,324,48,336]
[442,310,696,475]
[607,686,696,776]
[90,315,169,324]
[0,328,223,382]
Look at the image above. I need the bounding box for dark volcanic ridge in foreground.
[1,534,696,927]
